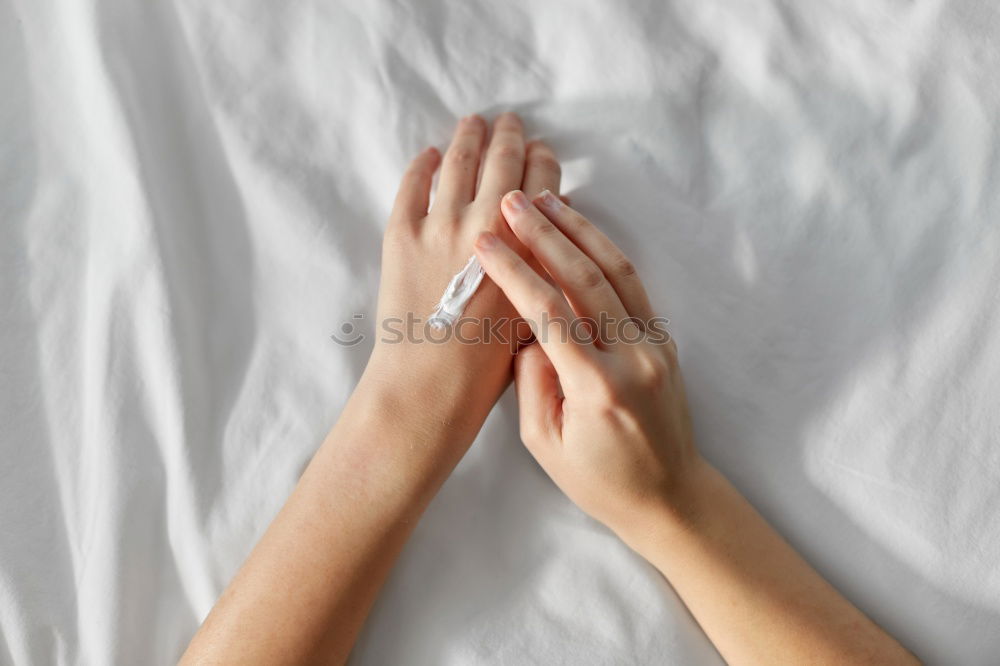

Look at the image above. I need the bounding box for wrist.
[343,350,506,453]
[364,343,509,424]
[315,375,485,520]
[614,457,725,557]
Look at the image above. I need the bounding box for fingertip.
[502,189,532,214]
[526,139,553,154]
[414,145,439,166]
[535,189,564,211]
[496,111,523,130]
[462,113,486,127]
[474,230,498,251]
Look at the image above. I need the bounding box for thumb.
[514,343,562,458]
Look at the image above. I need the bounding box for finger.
[535,190,656,323]
[501,190,630,326]
[433,115,487,212]
[520,140,561,199]
[390,147,441,222]
[473,231,596,374]
[515,343,563,457]
[475,112,526,203]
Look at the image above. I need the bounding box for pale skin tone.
[182,114,918,665]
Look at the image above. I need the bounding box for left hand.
[180,115,564,666]
[362,113,562,432]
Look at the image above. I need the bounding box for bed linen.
[2,0,999,663]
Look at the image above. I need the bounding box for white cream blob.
[428,255,486,329]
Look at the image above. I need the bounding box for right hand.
[473,189,707,540]
[476,190,921,666]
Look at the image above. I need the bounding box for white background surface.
[2,1,999,664]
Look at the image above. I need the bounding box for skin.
[474,189,920,665]
[181,113,556,665]
[181,114,919,665]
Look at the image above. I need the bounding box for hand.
[472,188,704,540]
[474,191,919,666]
[363,113,559,425]
[181,115,569,666]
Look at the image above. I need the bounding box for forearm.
[181,363,503,665]
[182,112,554,664]
[623,461,918,666]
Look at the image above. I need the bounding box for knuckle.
[498,251,522,273]
[635,352,671,389]
[527,219,559,242]
[498,260,529,284]
[481,215,507,237]
[535,291,564,316]
[492,143,524,162]
[565,210,590,231]
[611,253,637,278]
[568,258,605,289]
[446,148,476,166]
[527,153,561,175]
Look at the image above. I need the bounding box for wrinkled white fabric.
[2,0,1000,664]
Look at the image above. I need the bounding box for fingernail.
[538,189,562,210]
[506,190,531,212]
[475,231,497,249]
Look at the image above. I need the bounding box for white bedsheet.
[3,1,999,664]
